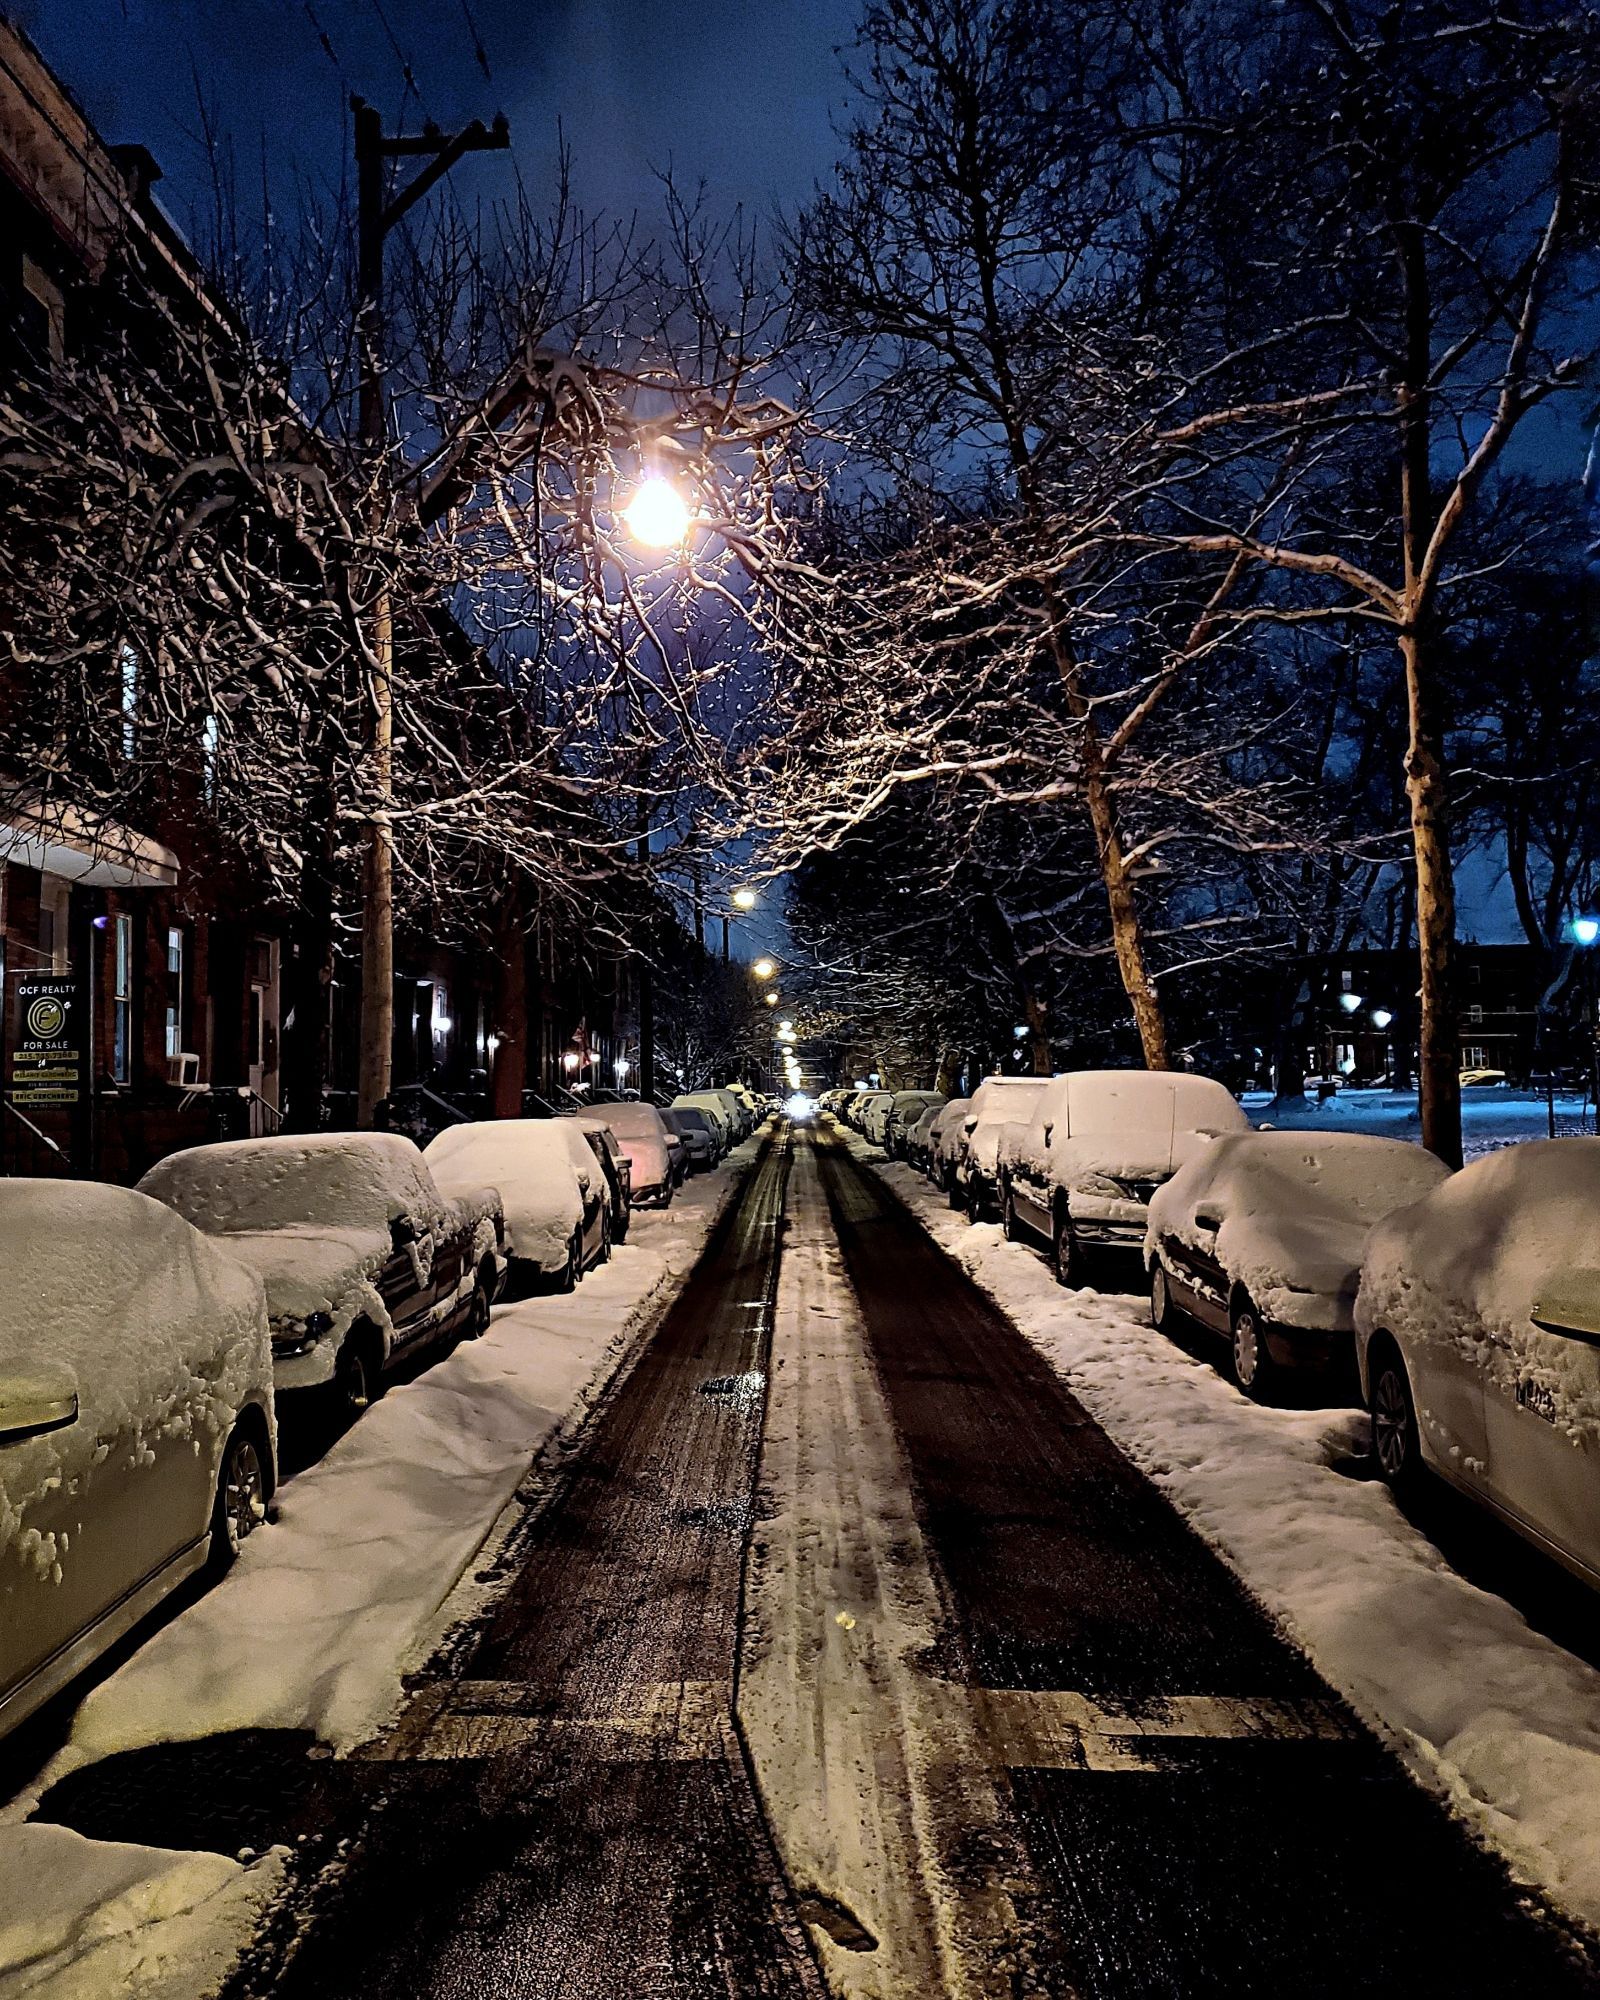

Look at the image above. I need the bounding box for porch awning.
[0,801,180,889]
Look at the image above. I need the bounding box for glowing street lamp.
[1338,990,1364,1014]
[764,992,779,1007]
[1573,916,1600,947]
[623,476,690,548]
[752,958,777,981]
[731,887,758,912]
[1371,1008,1393,1030]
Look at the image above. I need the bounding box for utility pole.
[352,96,509,1128]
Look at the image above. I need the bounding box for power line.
[458,0,494,82]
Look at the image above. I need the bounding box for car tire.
[465,1261,495,1338]
[331,1331,380,1428]
[600,1209,613,1266]
[1230,1296,1274,1401]
[964,1177,986,1224]
[208,1423,268,1571]
[559,1229,580,1292]
[1150,1260,1179,1335]
[1051,1205,1083,1289]
[1370,1342,1422,1491]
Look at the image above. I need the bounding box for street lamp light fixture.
[764,992,778,1007]
[1338,991,1364,1013]
[752,958,777,981]
[1573,916,1600,947]
[623,476,691,548]
[1371,1008,1394,1030]
[731,887,757,912]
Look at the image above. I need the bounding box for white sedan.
[1356,1138,1600,1586]
[1148,1131,1448,1399]
[1,1181,274,1741]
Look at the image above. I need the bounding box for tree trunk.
[1020,988,1052,1075]
[1402,626,1461,1165]
[280,804,336,1134]
[489,881,528,1119]
[1083,761,1169,1068]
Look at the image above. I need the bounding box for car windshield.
[674,1109,711,1134]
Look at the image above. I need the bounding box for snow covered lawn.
[0,1146,756,2000]
[856,1135,1600,1942]
[1245,1084,1595,1158]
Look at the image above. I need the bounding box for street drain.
[796,1890,878,1952]
[32,1729,329,1854]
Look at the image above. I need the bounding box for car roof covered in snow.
[140,1130,441,1236]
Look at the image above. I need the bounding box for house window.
[20,257,65,367]
[1463,1045,1487,1069]
[120,643,140,759]
[165,924,185,1059]
[1469,1003,1484,1026]
[1340,969,1353,992]
[112,914,133,1084]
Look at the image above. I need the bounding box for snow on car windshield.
[141,1132,439,1236]
[1066,1071,1244,1138]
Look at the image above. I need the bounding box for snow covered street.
[0,1144,758,2000]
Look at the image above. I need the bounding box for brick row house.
[0,18,642,1182]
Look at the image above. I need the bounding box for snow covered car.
[926,1097,973,1189]
[1146,1131,1449,1399]
[673,1092,735,1155]
[904,1103,943,1172]
[999,1069,1247,1281]
[883,1090,946,1159]
[854,1091,895,1139]
[1355,1139,1600,1588]
[953,1075,1051,1220]
[572,1117,633,1241]
[1,1181,275,1741]
[140,1131,502,1423]
[587,1101,677,1207]
[426,1119,608,1295]
[663,1106,717,1173]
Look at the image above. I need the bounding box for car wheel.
[465,1262,495,1338]
[559,1229,580,1293]
[1150,1260,1178,1335]
[1230,1297,1274,1401]
[1001,1183,1021,1242]
[1370,1344,1422,1490]
[209,1424,268,1570]
[331,1334,379,1426]
[1051,1206,1083,1289]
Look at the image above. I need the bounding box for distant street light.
[752,957,777,981]
[764,992,778,1007]
[623,476,691,548]
[1573,916,1600,947]
[732,887,758,912]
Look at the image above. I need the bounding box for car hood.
[215,1224,387,1320]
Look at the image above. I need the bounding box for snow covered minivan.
[140,1132,503,1425]
[998,1069,1247,1284]
[1,1181,275,1741]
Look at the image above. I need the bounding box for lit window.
[165,925,184,1058]
[201,714,219,801]
[112,913,133,1084]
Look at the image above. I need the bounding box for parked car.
[664,1105,717,1172]
[884,1090,946,1159]
[999,1069,1246,1281]
[426,1119,608,1295]
[141,1131,503,1424]
[0,1181,276,1741]
[673,1092,738,1154]
[589,1101,678,1207]
[572,1118,633,1241]
[926,1097,973,1190]
[953,1076,1052,1220]
[1355,1139,1600,1589]
[853,1090,895,1139]
[1146,1131,1450,1399]
[904,1103,943,1172]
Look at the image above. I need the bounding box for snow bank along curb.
[0,1141,759,2000]
[849,1132,1600,1941]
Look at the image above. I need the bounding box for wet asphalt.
[54,1118,1600,1997]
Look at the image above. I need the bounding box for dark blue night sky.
[15,0,861,234]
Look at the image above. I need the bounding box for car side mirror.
[390,1214,418,1250]
[1194,1210,1222,1234]
[0,1368,79,1445]
[1531,1268,1600,1347]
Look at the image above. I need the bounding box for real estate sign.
[8,971,84,1107]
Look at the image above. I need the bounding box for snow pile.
[425,1120,591,1270]
[1359,1139,1600,1448]
[0,1822,282,2000]
[0,1182,268,1585]
[857,1137,1600,1937]
[139,1132,446,1237]
[1151,1131,1448,1331]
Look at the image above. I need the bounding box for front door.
[1483,1316,1600,1576]
[247,937,280,1133]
